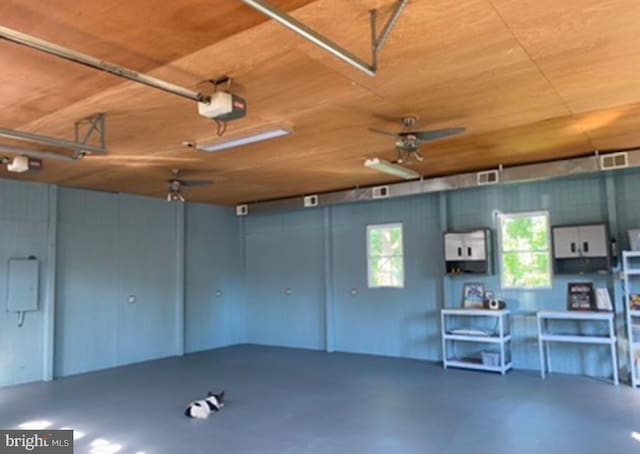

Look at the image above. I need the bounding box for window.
[498,211,551,289]
[367,223,404,288]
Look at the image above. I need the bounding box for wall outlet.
[127,295,137,304]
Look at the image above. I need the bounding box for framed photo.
[462,283,485,309]
[567,282,596,311]
[631,294,640,310]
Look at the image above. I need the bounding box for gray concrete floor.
[1,345,640,454]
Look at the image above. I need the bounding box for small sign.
[567,282,596,311]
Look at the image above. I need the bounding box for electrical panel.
[7,258,39,312]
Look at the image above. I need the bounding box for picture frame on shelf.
[630,294,640,310]
[567,282,596,311]
[462,283,485,309]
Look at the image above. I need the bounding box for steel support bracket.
[0,113,107,162]
[370,0,410,72]
[74,113,107,158]
[240,0,408,77]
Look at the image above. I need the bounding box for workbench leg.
[537,316,545,379]
[610,318,619,385]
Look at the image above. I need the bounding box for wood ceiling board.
[0,0,316,128]
[490,0,640,113]
[409,118,593,176]
[2,0,640,205]
[578,104,640,150]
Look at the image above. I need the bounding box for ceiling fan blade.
[369,128,399,137]
[182,180,213,188]
[413,127,466,143]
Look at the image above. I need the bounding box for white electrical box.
[236,204,249,217]
[7,258,39,312]
[304,195,318,208]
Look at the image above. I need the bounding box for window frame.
[496,210,552,290]
[366,222,405,289]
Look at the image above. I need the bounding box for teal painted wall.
[245,210,326,350]
[185,203,245,353]
[0,179,51,386]
[0,180,243,387]
[242,172,638,378]
[3,168,640,388]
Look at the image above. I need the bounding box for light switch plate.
[128,295,137,304]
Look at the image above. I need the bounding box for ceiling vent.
[236,204,249,217]
[600,152,628,170]
[477,170,499,186]
[372,185,390,199]
[303,195,319,208]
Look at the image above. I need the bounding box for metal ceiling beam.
[240,0,408,76]
[0,128,105,154]
[0,145,76,161]
[0,25,210,104]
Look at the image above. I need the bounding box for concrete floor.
[1,345,640,454]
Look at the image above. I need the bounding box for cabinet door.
[553,227,580,258]
[465,230,487,261]
[578,225,608,257]
[444,233,465,261]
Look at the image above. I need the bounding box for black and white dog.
[184,392,225,419]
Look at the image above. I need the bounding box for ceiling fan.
[166,169,213,202]
[369,116,466,164]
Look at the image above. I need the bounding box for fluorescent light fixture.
[199,128,291,152]
[364,158,420,180]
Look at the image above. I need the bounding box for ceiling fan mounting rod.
[0,25,210,104]
[240,0,409,77]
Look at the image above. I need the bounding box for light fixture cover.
[199,128,291,153]
[364,158,420,180]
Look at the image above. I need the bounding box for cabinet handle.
[570,242,576,253]
[457,247,462,257]
[583,242,589,253]
[468,247,472,257]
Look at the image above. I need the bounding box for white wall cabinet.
[552,224,610,274]
[444,231,487,261]
[444,233,465,261]
[553,225,608,259]
[444,229,492,275]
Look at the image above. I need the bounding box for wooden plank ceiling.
[1,0,640,205]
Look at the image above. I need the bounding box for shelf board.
[442,309,509,316]
[539,334,615,345]
[630,310,640,317]
[625,269,640,276]
[537,310,613,321]
[444,334,511,343]
[444,359,512,373]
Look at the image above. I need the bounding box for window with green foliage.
[498,212,551,289]
[367,223,404,288]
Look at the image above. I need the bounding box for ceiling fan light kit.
[364,158,420,180]
[165,169,213,203]
[369,116,466,164]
